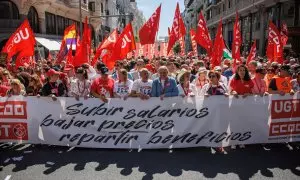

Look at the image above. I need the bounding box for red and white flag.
[232,12,242,68]
[196,11,212,56]
[190,29,198,56]
[139,4,161,45]
[1,19,35,63]
[167,3,186,54]
[246,40,256,65]
[267,21,283,64]
[92,29,118,66]
[280,22,288,47]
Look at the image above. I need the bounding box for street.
[1,143,300,180]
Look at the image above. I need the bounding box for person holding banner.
[90,64,114,103]
[41,68,67,100]
[151,66,179,100]
[291,70,300,92]
[229,65,254,98]
[251,67,268,96]
[112,61,133,81]
[192,68,209,96]
[130,68,153,100]
[7,79,26,96]
[113,69,133,100]
[268,65,295,95]
[69,67,91,100]
[130,59,146,81]
[203,71,229,98]
[177,69,197,97]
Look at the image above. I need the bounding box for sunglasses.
[209,75,216,78]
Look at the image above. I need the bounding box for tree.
[173,42,181,55]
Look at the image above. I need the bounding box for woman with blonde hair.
[177,69,197,97]
[7,79,26,96]
[113,69,133,100]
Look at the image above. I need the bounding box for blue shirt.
[151,77,179,97]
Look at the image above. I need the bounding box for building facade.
[183,0,300,56]
[116,0,145,41]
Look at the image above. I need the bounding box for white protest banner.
[0,94,299,149]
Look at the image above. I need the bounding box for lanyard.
[253,78,263,93]
[160,78,169,94]
[182,83,190,96]
[77,80,86,95]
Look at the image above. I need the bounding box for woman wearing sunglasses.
[203,71,229,98]
[69,67,91,100]
[202,71,228,154]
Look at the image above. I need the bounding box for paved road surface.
[1,143,300,180]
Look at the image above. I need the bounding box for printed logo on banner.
[0,122,28,140]
[0,101,27,119]
[270,99,300,119]
[269,99,300,136]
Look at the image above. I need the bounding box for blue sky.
[136,0,185,38]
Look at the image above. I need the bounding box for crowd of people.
[0,54,299,100]
[0,53,300,153]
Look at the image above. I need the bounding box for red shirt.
[230,79,254,95]
[91,77,114,98]
[0,85,10,96]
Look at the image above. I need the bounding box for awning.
[35,37,61,51]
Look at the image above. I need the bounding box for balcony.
[206,0,265,27]
[0,19,23,33]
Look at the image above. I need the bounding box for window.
[27,6,39,33]
[228,0,231,9]
[57,15,65,35]
[0,0,19,19]
[45,12,56,35]
[101,3,104,13]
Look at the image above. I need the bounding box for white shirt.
[69,79,91,97]
[177,83,197,96]
[131,79,153,95]
[114,79,133,97]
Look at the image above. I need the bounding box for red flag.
[1,19,35,63]
[280,22,288,47]
[92,29,118,66]
[114,23,136,59]
[139,4,161,45]
[196,11,212,56]
[190,29,198,55]
[66,39,74,66]
[232,12,242,63]
[107,23,136,68]
[211,18,225,69]
[267,21,283,64]
[74,17,90,67]
[15,50,34,68]
[246,40,257,65]
[167,3,186,54]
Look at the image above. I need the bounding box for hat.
[198,67,207,74]
[214,66,222,71]
[100,67,109,75]
[177,69,191,83]
[47,69,60,77]
[64,64,74,72]
[280,64,290,72]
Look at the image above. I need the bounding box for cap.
[214,66,222,71]
[47,69,60,77]
[64,64,74,72]
[100,67,109,75]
